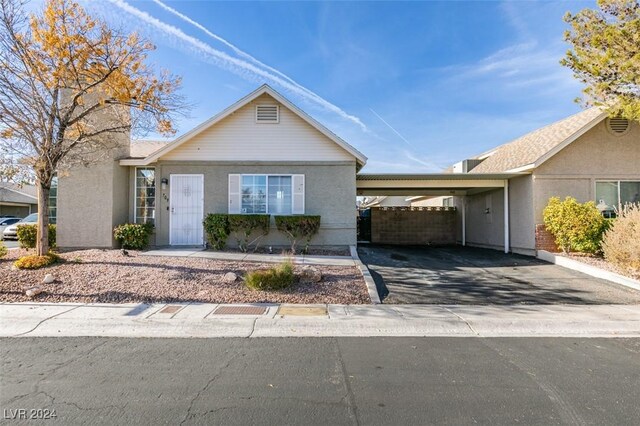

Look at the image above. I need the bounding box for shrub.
[203,214,230,250]
[0,242,7,258]
[543,197,607,253]
[16,224,56,249]
[228,214,270,252]
[244,261,294,291]
[14,252,60,270]
[602,203,640,277]
[113,222,154,250]
[275,215,321,254]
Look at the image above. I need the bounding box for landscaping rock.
[222,272,238,283]
[299,266,322,283]
[25,286,43,297]
[43,274,55,284]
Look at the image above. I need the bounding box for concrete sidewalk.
[2,302,639,338]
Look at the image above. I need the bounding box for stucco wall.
[136,162,357,248]
[456,188,505,251]
[508,175,535,254]
[532,119,640,223]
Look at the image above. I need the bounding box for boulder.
[43,274,55,284]
[222,272,238,283]
[299,266,322,283]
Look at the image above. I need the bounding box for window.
[595,181,640,218]
[443,197,453,207]
[135,167,155,224]
[48,175,57,224]
[241,175,292,214]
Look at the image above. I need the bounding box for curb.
[350,245,382,304]
[537,250,640,292]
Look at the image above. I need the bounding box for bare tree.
[0,0,185,255]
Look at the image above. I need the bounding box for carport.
[356,173,526,253]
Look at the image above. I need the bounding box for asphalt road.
[2,337,639,425]
[358,245,640,304]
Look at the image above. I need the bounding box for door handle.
[171,207,174,213]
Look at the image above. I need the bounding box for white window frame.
[135,167,156,224]
[48,174,58,224]
[240,174,293,215]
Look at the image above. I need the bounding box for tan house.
[405,108,640,255]
[57,85,367,249]
[0,182,38,218]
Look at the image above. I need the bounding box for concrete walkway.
[2,302,639,338]
[142,248,356,266]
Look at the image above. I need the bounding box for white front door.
[169,174,204,246]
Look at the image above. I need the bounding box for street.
[2,337,639,425]
[0,240,18,249]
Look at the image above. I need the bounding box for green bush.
[543,197,607,254]
[275,215,321,254]
[0,242,7,258]
[203,214,230,250]
[14,252,59,270]
[113,222,154,250]
[244,261,294,291]
[228,214,270,252]
[602,203,640,277]
[16,224,56,249]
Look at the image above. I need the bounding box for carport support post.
[504,179,509,253]
[461,197,466,246]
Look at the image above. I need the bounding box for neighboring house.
[447,108,639,255]
[360,196,412,209]
[0,182,38,218]
[57,85,367,249]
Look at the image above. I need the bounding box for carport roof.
[356,172,529,196]
[357,173,527,181]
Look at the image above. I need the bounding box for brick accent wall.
[371,207,456,245]
[535,224,559,252]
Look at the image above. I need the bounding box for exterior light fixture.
[161,178,168,190]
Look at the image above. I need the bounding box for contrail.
[151,0,297,86]
[105,0,367,131]
[369,108,414,147]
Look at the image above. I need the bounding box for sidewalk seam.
[442,307,480,336]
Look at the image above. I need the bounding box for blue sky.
[75,0,594,172]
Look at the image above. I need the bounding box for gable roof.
[469,108,606,174]
[130,140,171,158]
[125,84,367,167]
[0,182,37,204]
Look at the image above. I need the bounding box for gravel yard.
[0,249,370,304]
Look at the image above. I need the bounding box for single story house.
[57,85,367,249]
[55,84,639,255]
[0,182,38,218]
[389,108,640,255]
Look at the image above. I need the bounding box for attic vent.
[256,105,279,123]
[606,117,630,135]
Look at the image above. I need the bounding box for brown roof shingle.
[130,140,170,158]
[469,108,604,173]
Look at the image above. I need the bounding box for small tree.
[0,0,185,255]
[543,197,607,254]
[561,0,640,120]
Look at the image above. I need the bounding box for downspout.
[504,180,510,254]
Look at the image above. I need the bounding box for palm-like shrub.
[602,203,640,277]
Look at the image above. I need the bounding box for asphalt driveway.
[358,245,640,305]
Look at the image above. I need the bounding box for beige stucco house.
[56,85,366,249]
[405,109,640,255]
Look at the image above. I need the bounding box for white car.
[2,213,38,240]
[0,217,21,240]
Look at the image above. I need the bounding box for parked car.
[2,213,37,240]
[0,217,22,239]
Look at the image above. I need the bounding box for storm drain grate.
[277,306,328,316]
[159,305,183,314]
[212,306,267,315]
